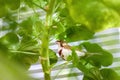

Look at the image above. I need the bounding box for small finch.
[56,40,85,60]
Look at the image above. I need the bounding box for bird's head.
[56,40,67,47]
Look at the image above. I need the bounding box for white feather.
[61,48,72,60]
[56,41,85,60]
[61,49,85,60]
[75,50,85,57]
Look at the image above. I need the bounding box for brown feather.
[58,49,62,56]
[63,45,71,49]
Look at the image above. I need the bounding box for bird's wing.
[63,45,71,49]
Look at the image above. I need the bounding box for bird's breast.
[58,47,85,60]
[60,48,72,60]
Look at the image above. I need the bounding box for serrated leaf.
[100,68,120,80]
[65,0,120,32]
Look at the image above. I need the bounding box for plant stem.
[40,33,50,80]
[40,0,56,80]
[10,51,39,55]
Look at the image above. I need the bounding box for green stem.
[30,1,46,11]
[40,32,50,80]
[45,0,56,27]
[10,51,39,55]
[40,0,56,80]
[45,73,51,80]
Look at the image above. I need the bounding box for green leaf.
[18,35,38,51]
[57,32,66,41]
[24,0,34,8]
[76,61,89,75]
[102,0,120,13]
[58,25,94,42]
[0,42,9,57]
[0,1,8,17]
[71,48,79,65]
[83,76,93,80]
[59,7,69,17]
[81,42,113,67]
[0,55,33,80]
[49,22,65,36]
[71,48,89,74]
[66,25,94,42]
[80,42,103,53]
[83,68,102,80]
[10,52,39,70]
[65,0,120,32]
[0,32,19,46]
[24,0,47,9]
[6,0,20,10]
[49,49,58,67]
[0,7,8,18]
[19,17,33,36]
[1,17,18,32]
[100,68,120,80]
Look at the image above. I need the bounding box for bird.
[56,40,86,60]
